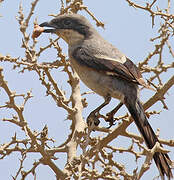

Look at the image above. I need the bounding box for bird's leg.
[105,102,123,128]
[87,96,111,126]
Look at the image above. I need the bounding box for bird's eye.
[63,19,72,26]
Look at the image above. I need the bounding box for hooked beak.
[39,22,57,33]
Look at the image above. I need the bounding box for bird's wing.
[72,47,151,88]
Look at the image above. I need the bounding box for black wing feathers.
[72,47,140,84]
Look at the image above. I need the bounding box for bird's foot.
[105,112,116,128]
[87,111,100,127]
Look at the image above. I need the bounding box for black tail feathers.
[124,96,173,179]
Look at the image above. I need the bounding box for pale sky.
[0,0,174,179]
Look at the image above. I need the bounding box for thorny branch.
[0,0,174,179]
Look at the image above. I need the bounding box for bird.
[39,13,173,179]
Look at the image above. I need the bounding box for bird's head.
[40,14,95,45]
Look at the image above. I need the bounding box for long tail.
[124,96,173,179]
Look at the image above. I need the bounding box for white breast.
[70,58,124,101]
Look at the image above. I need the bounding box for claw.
[105,102,123,128]
[105,114,115,128]
[87,112,100,127]
[86,95,111,128]
[106,122,116,129]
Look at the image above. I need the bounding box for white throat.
[56,29,85,46]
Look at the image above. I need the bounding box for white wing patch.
[94,54,127,64]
